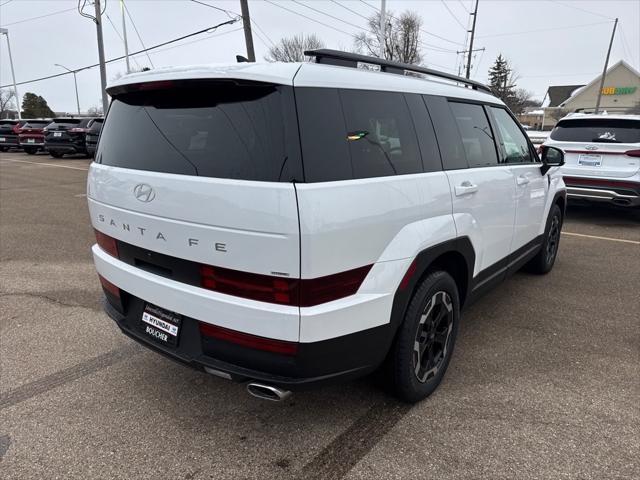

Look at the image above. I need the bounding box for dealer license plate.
[0,137,5,142]
[578,154,602,167]
[140,304,182,347]
[54,132,62,137]
[27,138,35,143]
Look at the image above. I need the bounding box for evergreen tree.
[487,54,517,107]
[21,92,55,118]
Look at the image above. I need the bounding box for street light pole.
[0,28,21,120]
[55,64,81,115]
[120,0,131,74]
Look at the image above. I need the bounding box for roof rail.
[304,49,493,94]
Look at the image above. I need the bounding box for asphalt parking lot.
[1,151,639,480]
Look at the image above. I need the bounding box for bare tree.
[354,10,423,65]
[87,105,104,116]
[0,88,17,119]
[265,34,325,62]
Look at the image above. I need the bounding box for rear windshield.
[98,81,302,182]
[49,118,82,130]
[23,121,50,128]
[550,118,640,143]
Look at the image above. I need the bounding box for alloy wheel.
[413,291,454,383]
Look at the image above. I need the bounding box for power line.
[251,19,276,47]
[330,0,370,22]
[1,6,77,26]
[477,20,612,38]
[291,0,366,32]
[0,19,240,89]
[263,0,358,39]
[440,0,467,30]
[188,0,239,19]
[129,26,242,58]
[456,0,470,14]
[547,0,615,21]
[122,0,155,67]
[0,0,15,7]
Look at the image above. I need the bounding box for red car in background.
[18,119,52,155]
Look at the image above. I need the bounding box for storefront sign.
[601,86,637,95]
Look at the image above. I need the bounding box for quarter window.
[449,102,498,167]
[339,89,423,178]
[490,107,533,164]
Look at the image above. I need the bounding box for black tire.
[49,151,64,158]
[0,146,7,152]
[24,147,37,155]
[389,270,460,403]
[526,204,563,274]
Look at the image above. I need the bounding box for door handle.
[516,175,530,186]
[455,181,478,196]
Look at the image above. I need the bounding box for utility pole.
[457,46,485,77]
[465,0,479,79]
[120,0,131,74]
[239,0,255,62]
[379,0,387,58]
[0,28,21,120]
[595,18,618,114]
[94,0,109,114]
[55,64,81,115]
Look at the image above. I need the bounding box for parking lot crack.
[0,292,87,309]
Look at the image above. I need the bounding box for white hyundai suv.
[545,113,640,207]
[88,50,566,403]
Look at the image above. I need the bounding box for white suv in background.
[545,114,640,207]
[88,50,566,403]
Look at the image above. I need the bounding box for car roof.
[558,113,640,122]
[108,61,503,106]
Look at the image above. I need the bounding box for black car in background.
[85,118,104,157]
[44,117,99,158]
[0,119,26,151]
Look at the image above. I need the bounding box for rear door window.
[449,102,499,167]
[98,81,303,182]
[490,107,534,164]
[550,118,640,143]
[339,89,423,179]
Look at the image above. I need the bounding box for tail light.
[624,149,640,158]
[198,322,298,356]
[70,127,87,133]
[94,229,119,258]
[199,264,372,307]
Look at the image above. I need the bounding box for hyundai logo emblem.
[133,183,156,203]
[584,145,599,151]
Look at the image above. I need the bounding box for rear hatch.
[549,117,640,178]
[85,118,103,145]
[44,118,87,146]
[89,78,303,293]
[19,120,50,142]
[0,120,20,144]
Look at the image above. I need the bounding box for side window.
[404,93,442,172]
[339,89,422,178]
[296,87,352,182]
[490,107,534,164]
[423,95,467,170]
[449,102,498,168]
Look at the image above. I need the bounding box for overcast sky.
[1,0,638,113]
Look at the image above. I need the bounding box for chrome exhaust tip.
[246,382,291,402]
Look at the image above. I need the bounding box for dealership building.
[537,60,640,130]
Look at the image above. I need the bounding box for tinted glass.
[550,118,640,143]
[49,118,82,130]
[340,89,422,178]
[23,121,50,128]
[295,87,352,182]
[98,82,302,182]
[423,95,467,170]
[88,119,104,132]
[490,107,533,163]
[403,93,441,172]
[449,102,498,167]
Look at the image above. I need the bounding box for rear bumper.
[103,296,385,390]
[45,143,87,154]
[564,177,640,207]
[93,245,397,389]
[0,137,20,147]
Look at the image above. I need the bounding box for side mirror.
[540,145,565,175]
